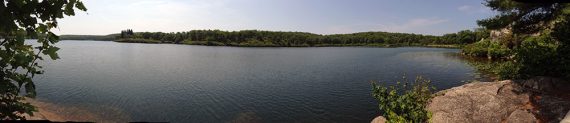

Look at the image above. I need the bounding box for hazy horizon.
[54,0,495,36]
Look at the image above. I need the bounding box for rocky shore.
[373,77,570,123]
[23,99,129,122]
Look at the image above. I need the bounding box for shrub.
[487,41,512,59]
[371,76,434,123]
[461,40,490,57]
[495,61,521,79]
[551,15,570,78]
[461,39,512,59]
[465,34,563,80]
[514,35,559,78]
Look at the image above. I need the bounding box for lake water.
[34,41,486,122]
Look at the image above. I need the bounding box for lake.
[33,41,487,122]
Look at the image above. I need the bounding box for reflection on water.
[442,53,497,82]
[34,41,489,122]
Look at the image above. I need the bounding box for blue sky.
[54,0,495,36]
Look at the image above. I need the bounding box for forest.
[112,29,489,47]
[60,34,116,41]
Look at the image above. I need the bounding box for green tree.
[0,0,86,119]
[116,29,474,47]
[477,0,569,34]
[465,0,570,79]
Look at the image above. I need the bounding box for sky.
[53,0,496,36]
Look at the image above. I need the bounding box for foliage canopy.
[464,0,570,79]
[0,0,86,119]
[477,0,569,34]
[115,29,489,47]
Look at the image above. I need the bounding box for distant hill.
[60,34,119,41]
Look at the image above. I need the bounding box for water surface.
[34,41,485,122]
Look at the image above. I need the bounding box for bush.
[461,39,512,59]
[463,13,570,80]
[461,40,490,57]
[371,76,433,123]
[466,34,565,80]
[551,15,570,78]
[515,35,559,78]
[495,61,521,79]
[487,41,512,59]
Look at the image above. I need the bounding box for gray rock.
[533,95,570,123]
[519,76,570,93]
[561,111,570,123]
[518,76,570,123]
[371,116,386,123]
[506,109,537,123]
[427,78,570,123]
[427,80,533,123]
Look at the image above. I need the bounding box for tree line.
[116,29,489,46]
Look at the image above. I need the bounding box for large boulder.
[428,79,570,123]
[561,111,570,123]
[506,109,537,123]
[427,80,534,123]
[518,76,570,122]
[370,116,386,123]
[530,93,570,122]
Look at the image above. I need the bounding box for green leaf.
[11,0,25,7]
[48,32,60,44]
[0,0,87,119]
[64,0,76,16]
[37,24,48,33]
[75,1,87,11]
[25,82,37,98]
[42,46,60,60]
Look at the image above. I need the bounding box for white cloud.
[458,5,472,12]
[379,18,449,34]
[405,18,449,28]
[324,18,449,35]
[457,5,492,14]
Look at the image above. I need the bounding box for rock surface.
[427,80,533,123]
[522,77,570,123]
[370,116,386,123]
[427,79,570,123]
[506,109,537,123]
[24,99,130,122]
[530,91,570,122]
[373,77,570,123]
[519,76,570,93]
[562,111,570,123]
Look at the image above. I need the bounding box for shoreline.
[24,99,129,122]
[62,39,462,49]
[373,78,570,123]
